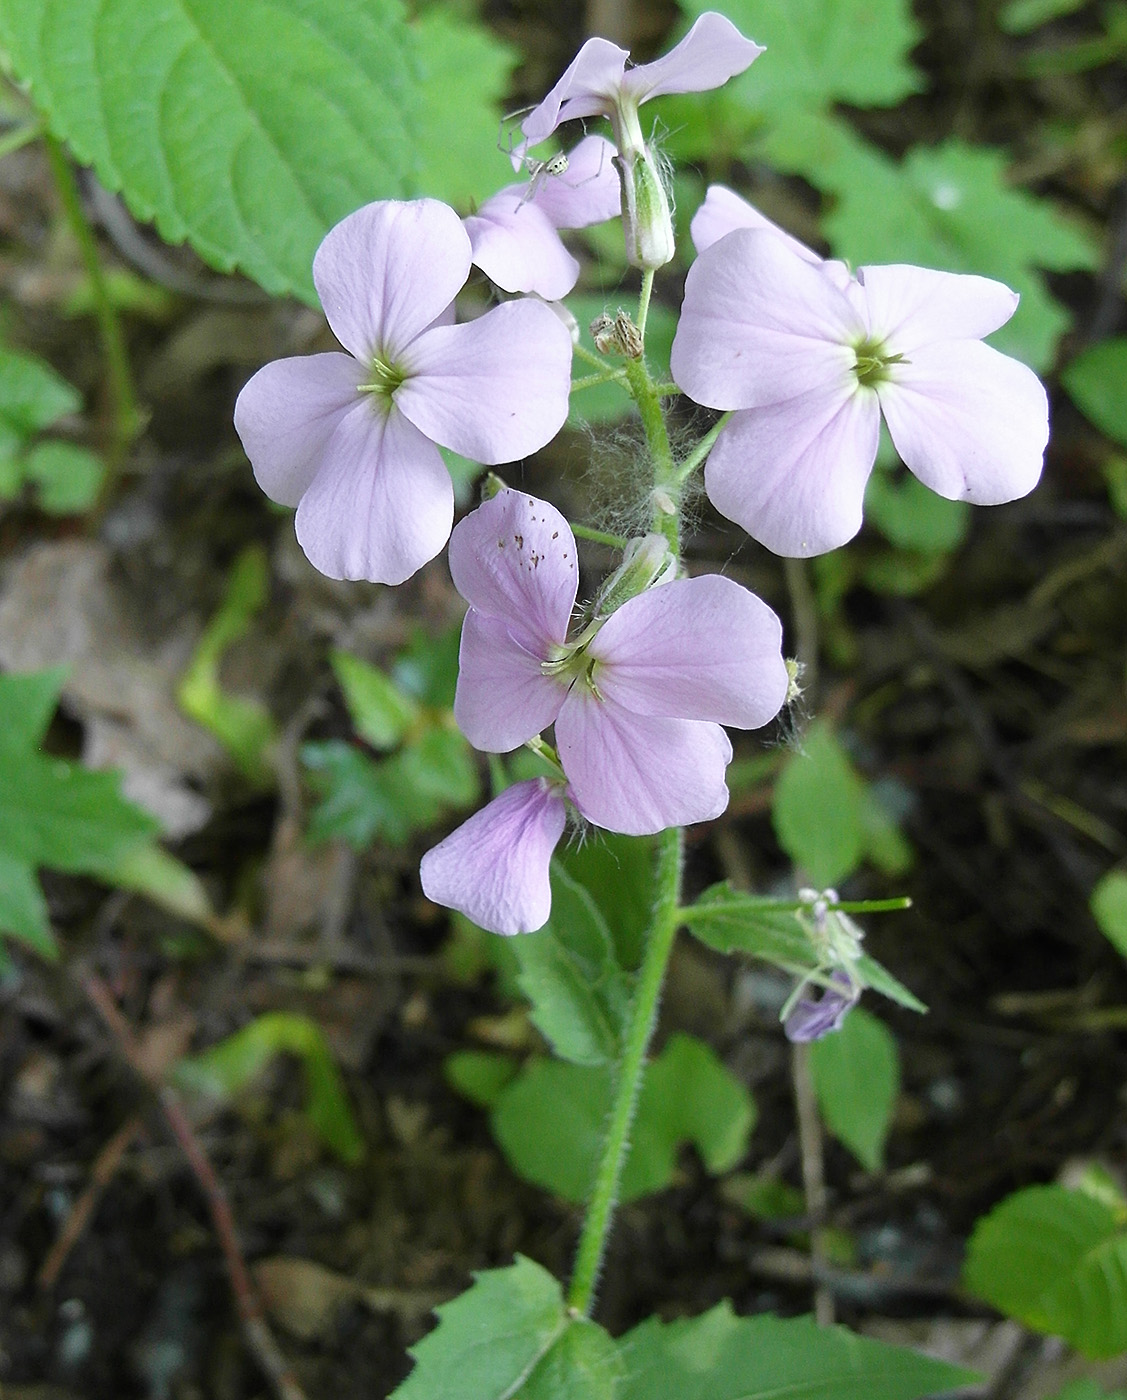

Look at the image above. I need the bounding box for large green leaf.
[0,0,449,301]
[1063,340,1127,448]
[616,1303,978,1398]
[965,1185,1127,1359]
[490,1034,754,1204]
[772,721,866,886]
[511,863,631,1066]
[678,0,921,115]
[556,831,656,970]
[809,1006,899,1171]
[391,1256,573,1400]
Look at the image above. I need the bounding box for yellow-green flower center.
[851,337,906,388]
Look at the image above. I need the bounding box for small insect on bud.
[590,313,618,355]
[590,309,644,358]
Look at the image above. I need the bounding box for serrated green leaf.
[0,667,67,751]
[616,1302,979,1399]
[522,1319,624,1400]
[390,1256,572,1400]
[677,0,922,115]
[411,7,516,210]
[0,849,56,958]
[301,740,392,847]
[0,344,79,439]
[682,883,817,969]
[491,1034,754,1204]
[556,832,656,970]
[809,1006,899,1171]
[965,1185,1127,1358]
[799,123,1097,369]
[330,650,419,751]
[1063,340,1127,448]
[511,863,629,1065]
[773,721,866,886]
[175,1011,363,1164]
[0,0,419,301]
[397,725,479,808]
[1091,870,1127,958]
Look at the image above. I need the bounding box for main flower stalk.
[567,283,686,1317]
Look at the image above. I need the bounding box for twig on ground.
[82,972,309,1400]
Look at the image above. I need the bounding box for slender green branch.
[571,522,630,549]
[573,342,606,372]
[0,121,41,162]
[652,381,681,398]
[45,135,141,479]
[567,826,684,1317]
[571,370,628,393]
[636,268,655,343]
[675,412,731,484]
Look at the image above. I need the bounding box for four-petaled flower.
[671,188,1049,557]
[235,199,573,585]
[449,488,789,836]
[466,136,621,300]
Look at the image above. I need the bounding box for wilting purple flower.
[784,971,861,1043]
[465,136,620,300]
[234,200,572,585]
[420,778,567,935]
[448,489,789,836]
[517,14,763,157]
[670,205,1049,558]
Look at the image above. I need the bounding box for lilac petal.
[234,353,360,507]
[465,202,581,300]
[312,200,471,362]
[878,340,1048,504]
[295,401,453,584]
[396,299,572,464]
[858,264,1020,352]
[556,692,732,835]
[420,779,567,935]
[529,135,621,229]
[454,611,567,752]
[784,972,860,1043]
[519,38,630,152]
[691,185,823,262]
[705,385,881,557]
[448,489,579,651]
[672,230,864,410]
[590,576,789,729]
[621,13,763,102]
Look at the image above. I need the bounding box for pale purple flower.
[234,199,573,585]
[784,971,861,1043]
[465,136,620,300]
[448,489,789,836]
[517,14,763,158]
[671,208,1049,558]
[420,778,567,935]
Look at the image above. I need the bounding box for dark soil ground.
[2,2,1126,1397]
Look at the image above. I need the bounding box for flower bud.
[594,533,676,616]
[616,146,675,272]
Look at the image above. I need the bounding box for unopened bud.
[594,533,676,616]
[590,309,644,358]
[482,472,509,501]
[616,147,675,272]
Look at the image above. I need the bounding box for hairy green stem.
[571,522,631,549]
[567,825,684,1316]
[573,342,606,372]
[623,355,678,549]
[571,369,629,393]
[676,411,732,484]
[45,136,141,480]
